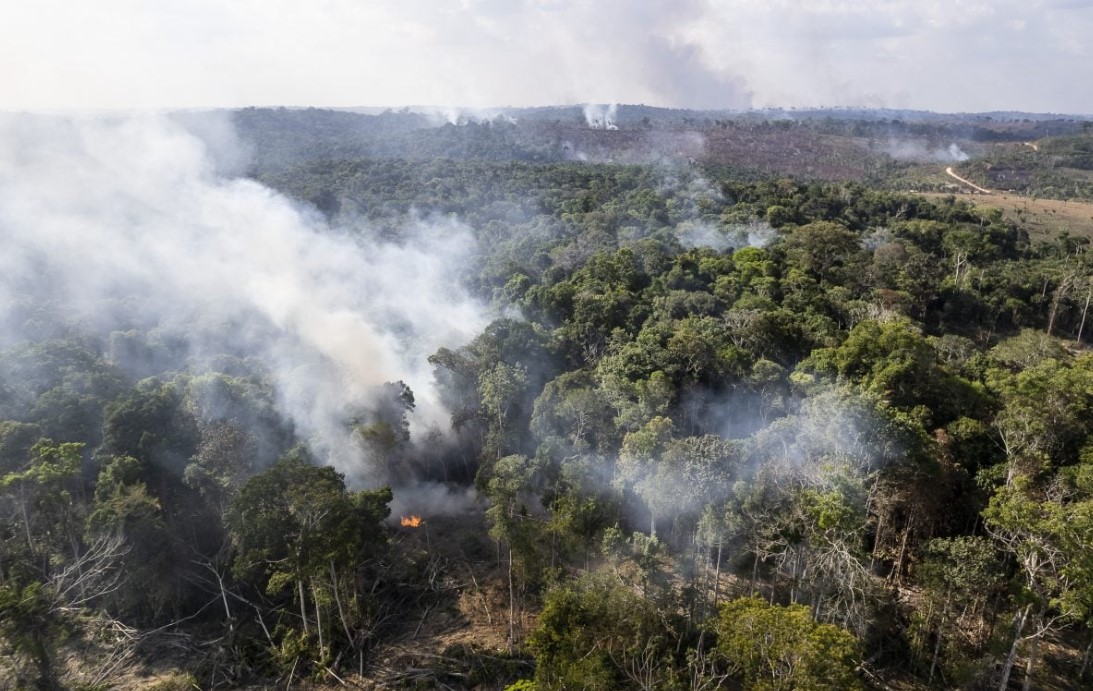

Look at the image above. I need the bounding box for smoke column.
[583,103,619,130]
[0,113,488,485]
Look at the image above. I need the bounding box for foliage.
[528,573,682,690]
[5,112,1093,686]
[714,597,862,690]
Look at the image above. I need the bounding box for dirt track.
[945,166,993,194]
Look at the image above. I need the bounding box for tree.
[615,416,673,536]
[714,596,862,691]
[85,454,172,618]
[804,319,985,426]
[987,354,1093,484]
[478,362,530,462]
[530,370,616,455]
[0,581,62,690]
[914,537,1004,684]
[484,453,544,653]
[228,448,391,671]
[983,472,1083,691]
[184,420,259,515]
[528,573,681,690]
[0,440,83,573]
[782,221,864,285]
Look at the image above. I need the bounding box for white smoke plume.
[583,103,618,130]
[881,139,973,163]
[420,106,518,126]
[674,219,774,253]
[0,113,489,485]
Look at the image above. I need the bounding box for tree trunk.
[330,562,353,647]
[750,550,760,597]
[550,530,556,571]
[298,579,309,633]
[998,604,1030,691]
[1047,274,1076,337]
[894,508,916,585]
[313,580,324,659]
[928,590,951,685]
[1076,288,1091,345]
[19,489,34,554]
[713,542,723,609]
[215,568,233,635]
[1021,603,1048,691]
[788,549,798,605]
[30,630,59,691]
[1080,631,1093,679]
[507,544,515,655]
[984,590,1002,654]
[869,511,885,574]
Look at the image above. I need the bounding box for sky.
[3,0,1092,114]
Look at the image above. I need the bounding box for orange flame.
[400,515,423,528]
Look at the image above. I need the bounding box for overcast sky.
[3,0,1091,114]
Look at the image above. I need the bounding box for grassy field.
[922,188,1093,240]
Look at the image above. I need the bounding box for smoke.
[948,143,970,162]
[664,173,775,253]
[419,106,518,126]
[0,113,489,485]
[583,103,618,130]
[388,481,480,521]
[4,1,1092,114]
[749,391,910,479]
[881,139,973,163]
[676,220,776,252]
[676,222,733,251]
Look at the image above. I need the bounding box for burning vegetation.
[3,106,1093,690]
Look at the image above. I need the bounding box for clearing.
[922,190,1093,240]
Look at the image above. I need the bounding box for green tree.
[228,448,391,671]
[714,596,862,690]
[615,416,673,536]
[85,454,171,618]
[782,221,863,285]
[0,581,62,690]
[1,440,83,570]
[528,573,680,690]
[484,453,544,652]
[479,362,530,462]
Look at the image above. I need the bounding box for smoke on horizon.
[583,103,619,130]
[880,138,973,163]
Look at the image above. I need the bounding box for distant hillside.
[954,128,1093,201]
[189,107,1093,194]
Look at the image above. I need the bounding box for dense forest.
[2,108,1093,690]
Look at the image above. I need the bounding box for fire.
[400,515,423,528]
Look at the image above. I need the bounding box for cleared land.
[923,189,1093,240]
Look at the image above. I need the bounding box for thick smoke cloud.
[4,1,1092,113]
[583,104,618,130]
[0,113,488,485]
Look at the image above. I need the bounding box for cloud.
[684,0,1093,112]
[0,2,1091,114]
[0,113,489,484]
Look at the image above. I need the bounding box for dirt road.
[945,166,993,194]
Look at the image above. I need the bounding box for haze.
[4,0,1092,114]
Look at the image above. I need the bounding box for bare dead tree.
[49,533,128,612]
